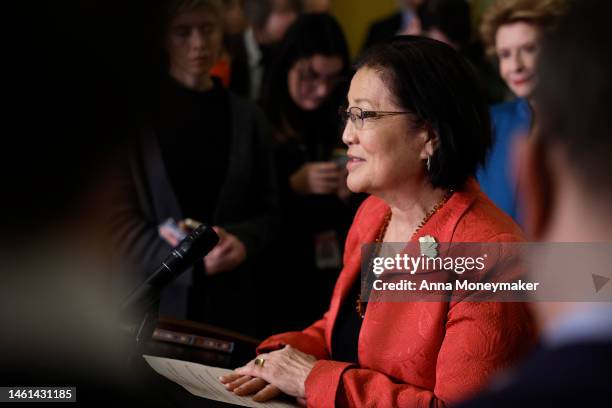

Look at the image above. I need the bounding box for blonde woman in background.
[476,0,566,222]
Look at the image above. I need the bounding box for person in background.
[226,0,302,101]
[257,13,358,335]
[111,0,278,336]
[477,0,566,222]
[460,0,612,406]
[222,0,247,36]
[302,0,332,13]
[221,36,535,407]
[419,0,508,104]
[419,0,471,50]
[362,0,425,51]
[209,0,248,86]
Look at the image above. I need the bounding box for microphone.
[121,224,219,313]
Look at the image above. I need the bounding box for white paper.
[143,355,300,408]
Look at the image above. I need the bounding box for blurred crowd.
[107,0,566,338]
[2,0,611,406]
[110,0,479,336]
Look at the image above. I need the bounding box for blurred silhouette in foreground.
[0,0,170,404]
[461,0,612,406]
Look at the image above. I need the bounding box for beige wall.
[330,0,399,58]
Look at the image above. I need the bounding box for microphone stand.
[120,224,219,367]
[125,304,159,368]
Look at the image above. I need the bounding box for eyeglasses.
[339,106,412,129]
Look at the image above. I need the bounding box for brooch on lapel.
[418,235,438,259]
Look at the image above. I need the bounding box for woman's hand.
[231,345,317,399]
[290,162,342,195]
[219,373,282,402]
[204,226,247,275]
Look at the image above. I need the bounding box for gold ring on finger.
[254,357,265,368]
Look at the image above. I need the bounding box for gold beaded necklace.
[355,190,453,318]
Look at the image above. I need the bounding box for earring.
[426,156,431,172]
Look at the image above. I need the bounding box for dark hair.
[163,0,224,23]
[534,0,612,197]
[161,0,224,39]
[262,13,351,132]
[244,0,302,30]
[355,36,491,189]
[420,0,472,49]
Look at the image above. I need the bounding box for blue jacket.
[477,98,532,223]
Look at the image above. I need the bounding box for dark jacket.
[110,93,279,334]
[457,341,612,408]
[226,33,251,99]
[226,32,276,102]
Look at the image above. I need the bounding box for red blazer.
[258,180,536,407]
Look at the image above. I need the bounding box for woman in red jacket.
[221,36,536,407]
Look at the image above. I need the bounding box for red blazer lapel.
[324,197,390,352]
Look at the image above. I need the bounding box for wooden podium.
[144,316,261,368]
[136,316,262,407]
